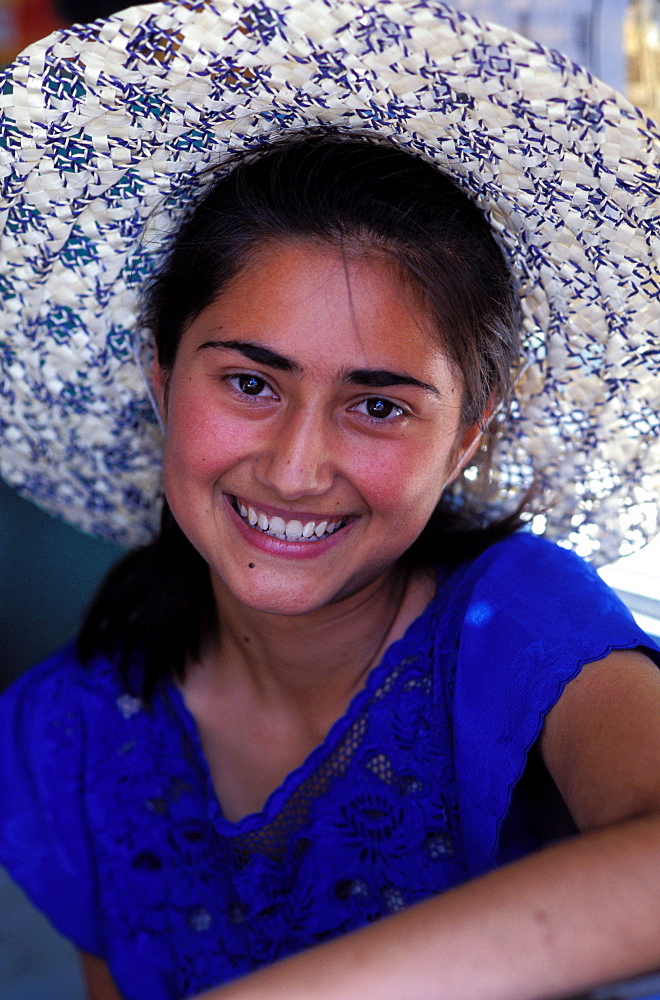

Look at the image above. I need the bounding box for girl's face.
[153,241,481,617]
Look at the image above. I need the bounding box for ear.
[150,353,169,423]
[444,393,497,487]
[443,420,485,488]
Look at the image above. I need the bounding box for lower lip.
[224,495,355,560]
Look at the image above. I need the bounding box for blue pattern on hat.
[0,0,658,560]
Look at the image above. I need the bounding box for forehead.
[182,240,455,381]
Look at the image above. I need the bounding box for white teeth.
[234,499,345,541]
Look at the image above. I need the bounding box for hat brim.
[1,0,659,561]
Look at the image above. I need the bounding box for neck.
[195,564,432,721]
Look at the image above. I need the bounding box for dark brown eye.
[364,397,398,419]
[238,374,266,395]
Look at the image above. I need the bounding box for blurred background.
[0,1,659,998]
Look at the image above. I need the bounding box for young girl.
[1,3,659,1000]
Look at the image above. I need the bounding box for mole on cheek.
[248,562,255,568]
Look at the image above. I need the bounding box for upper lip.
[227,493,355,524]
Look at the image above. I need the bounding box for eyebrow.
[197,339,439,395]
[197,339,300,373]
[344,369,439,395]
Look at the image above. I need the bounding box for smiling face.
[153,240,482,618]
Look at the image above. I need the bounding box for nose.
[256,407,335,500]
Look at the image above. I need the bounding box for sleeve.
[450,533,660,878]
[0,646,104,955]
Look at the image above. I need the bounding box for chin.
[212,559,400,620]
[235,588,338,618]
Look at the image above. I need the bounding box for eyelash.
[224,372,407,423]
[352,398,406,423]
[224,373,277,399]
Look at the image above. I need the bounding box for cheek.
[351,440,449,521]
[161,411,213,491]
[162,389,248,484]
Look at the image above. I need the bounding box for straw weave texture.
[0,0,659,561]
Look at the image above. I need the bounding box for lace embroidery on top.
[228,657,423,868]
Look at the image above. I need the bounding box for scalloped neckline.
[165,578,445,835]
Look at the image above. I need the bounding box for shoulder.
[444,532,642,644]
[458,531,602,588]
[443,535,658,873]
[443,531,658,760]
[0,643,151,779]
[416,532,644,674]
[0,642,126,727]
[0,645,138,956]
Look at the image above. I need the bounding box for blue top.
[0,534,658,1000]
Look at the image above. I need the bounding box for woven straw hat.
[1,0,659,562]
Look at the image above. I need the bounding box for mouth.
[230,496,350,542]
